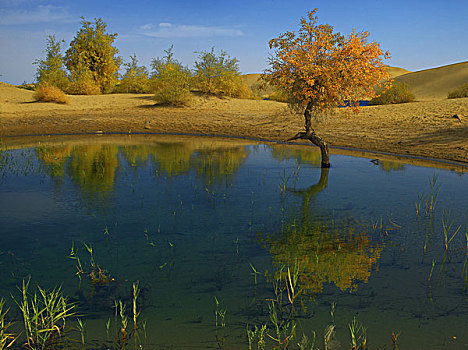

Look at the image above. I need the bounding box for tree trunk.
[286,102,331,168]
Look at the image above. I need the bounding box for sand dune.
[243,66,411,88]
[395,61,468,100]
[386,66,411,78]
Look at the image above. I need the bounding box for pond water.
[0,135,467,349]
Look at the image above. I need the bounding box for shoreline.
[1,85,467,165]
[2,132,467,175]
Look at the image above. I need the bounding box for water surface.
[0,135,467,349]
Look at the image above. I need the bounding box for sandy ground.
[0,84,467,164]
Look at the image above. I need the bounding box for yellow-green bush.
[114,54,151,93]
[369,81,415,105]
[35,35,69,91]
[448,83,468,99]
[193,48,246,97]
[33,84,70,104]
[151,47,192,106]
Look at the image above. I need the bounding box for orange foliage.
[264,9,391,114]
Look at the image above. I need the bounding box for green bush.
[114,54,151,93]
[369,81,415,105]
[193,47,247,97]
[150,47,192,106]
[448,83,468,99]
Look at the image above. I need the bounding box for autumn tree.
[65,17,121,94]
[35,35,69,91]
[264,9,391,167]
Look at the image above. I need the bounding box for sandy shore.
[1,84,467,164]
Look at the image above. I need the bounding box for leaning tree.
[264,9,391,167]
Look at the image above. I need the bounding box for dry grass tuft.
[34,84,70,104]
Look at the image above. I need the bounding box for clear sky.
[0,0,467,85]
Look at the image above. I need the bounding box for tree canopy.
[65,17,121,94]
[264,9,391,167]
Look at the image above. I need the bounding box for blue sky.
[0,0,467,84]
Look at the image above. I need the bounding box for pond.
[0,135,467,349]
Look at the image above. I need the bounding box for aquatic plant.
[16,278,76,350]
[214,297,227,349]
[69,242,115,291]
[442,210,461,251]
[247,324,267,350]
[348,317,367,350]
[392,331,401,350]
[76,319,85,349]
[117,300,128,350]
[0,298,17,349]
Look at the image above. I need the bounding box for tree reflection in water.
[260,167,384,295]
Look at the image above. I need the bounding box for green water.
[0,135,467,349]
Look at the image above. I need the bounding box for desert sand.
[0,62,467,165]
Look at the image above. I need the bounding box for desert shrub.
[35,35,69,91]
[17,82,36,91]
[114,54,151,93]
[448,83,468,99]
[34,84,70,104]
[151,47,192,106]
[369,81,415,105]
[193,47,246,97]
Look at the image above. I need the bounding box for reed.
[426,174,440,216]
[16,278,76,350]
[106,318,111,349]
[442,210,461,251]
[132,282,141,349]
[0,298,17,350]
[348,317,367,350]
[246,324,266,350]
[392,331,400,350]
[249,263,261,292]
[214,297,227,349]
[117,301,128,350]
[77,319,85,349]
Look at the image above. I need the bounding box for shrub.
[193,47,246,97]
[448,83,468,99]
[369,81,415,105]
[114,54,151,93]
[150,47,192,106]
[34,84,70,104]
